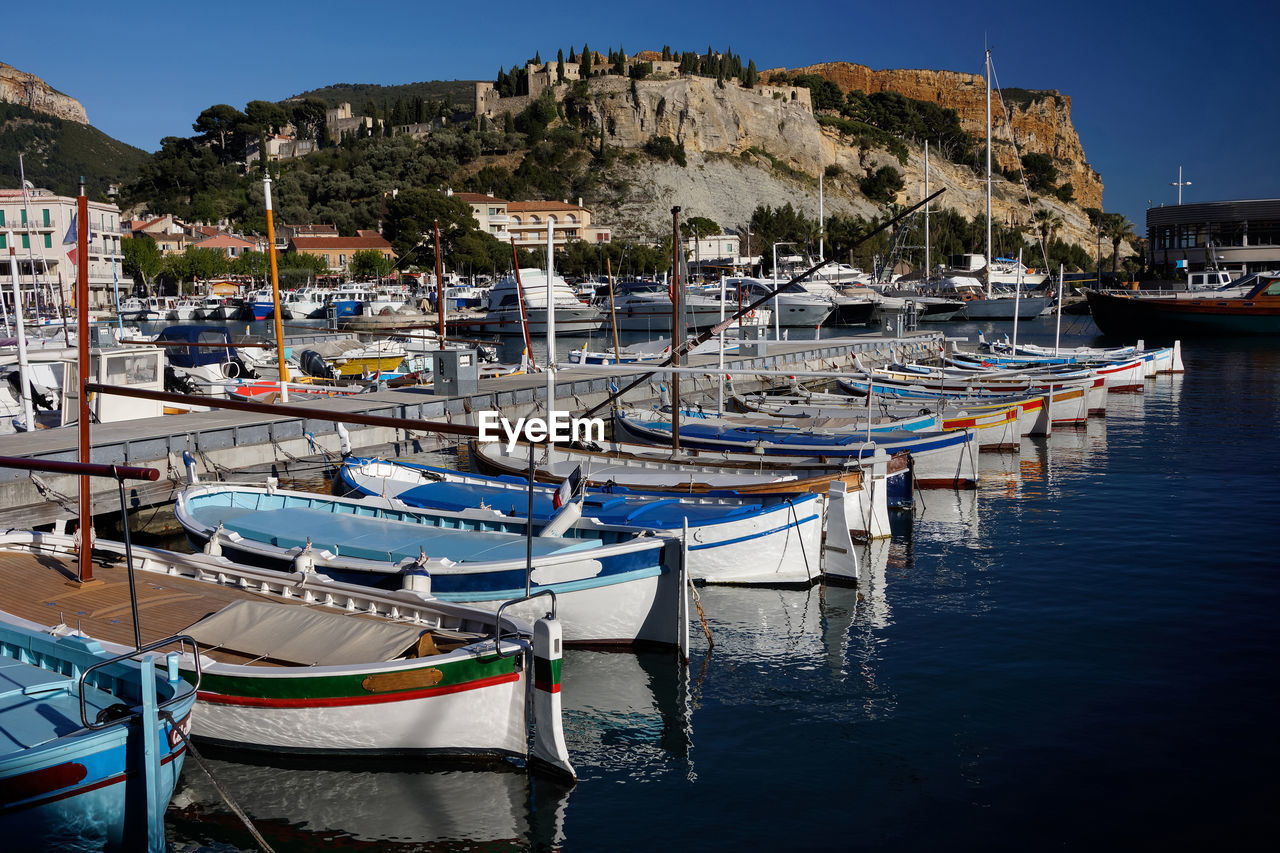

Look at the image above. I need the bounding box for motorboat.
[486,269,604,335]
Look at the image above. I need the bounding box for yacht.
[281,287,327,319]
[167,297,203,321]
[722,277,836,327]
[486,269,604,335]
[195,296,229,320]
[775,254,876,324]
[600,279,729,331]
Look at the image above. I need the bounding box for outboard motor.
[164,364,198,395]
[299,349,337,380]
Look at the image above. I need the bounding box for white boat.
[174,481,688,646]
[487,269,605,335]
[281,287,328,319]
[167,297,202,320]
[194,295,230,320]
[602,279,729,331]
[722,277,836,326]
[340,457,827,586]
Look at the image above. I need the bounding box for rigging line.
[988,58,1053,275]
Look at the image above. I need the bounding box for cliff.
[571,73,1101,255]
[0,62,89,124]
[773,62,1103,211]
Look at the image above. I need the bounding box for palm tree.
[1031,208,1063,253]
[1101,213,1137,276]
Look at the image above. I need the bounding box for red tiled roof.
[291,236,394,251]
[507,200,584,213]
[453,192,507,204]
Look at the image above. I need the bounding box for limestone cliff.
[0,62,89,124]
[773,62,1102,211]
[573,72,1101,255]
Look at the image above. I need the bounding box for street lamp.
[1170,166,1191,205]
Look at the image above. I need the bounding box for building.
[0,187,123,310]
[450,191,611,248]
[683,233,750,277]
[1147,199,1280,276]
[245,133,317,165]
[288,234,396,276]
[325,102,375,142]
[191,231,266,259]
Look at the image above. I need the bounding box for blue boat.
[0,620,197,852]
[339,457,827,586]
[173,482,686,646]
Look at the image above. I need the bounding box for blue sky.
[8,0,1277,230]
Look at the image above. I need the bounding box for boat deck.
[0,549,385,668]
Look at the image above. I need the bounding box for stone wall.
[0,62,88,123]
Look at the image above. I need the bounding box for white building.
[0,187,123,311]
[684,233,754,276]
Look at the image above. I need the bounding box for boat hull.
[1085,288,1280,339]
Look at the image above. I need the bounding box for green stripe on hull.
[189,653,515,700]
[534,656,562,687]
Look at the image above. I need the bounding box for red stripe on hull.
[533,681,562,693]
[198,672,520,709]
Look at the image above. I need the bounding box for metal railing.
[492,588,557,658]
[78,634,202,730]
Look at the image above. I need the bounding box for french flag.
[553,465,582,510]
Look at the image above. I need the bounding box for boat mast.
[925,141,931,277]
[7,232,34,431]
[510,239,536,370]
[985,47,993,299]
[670,206,682,452]
[434,220,446,344]
[263,174,290,402]
[605,255,621,364]
[75,178,94,582]
[545,218,556,411]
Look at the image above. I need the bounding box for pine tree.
[568,46,576,62]
[662,45,671,61]
[557,49,565,83]
[744,59,758,89]
[581,44,592,76]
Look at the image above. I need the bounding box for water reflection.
[168,757,571,851]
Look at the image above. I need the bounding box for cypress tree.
[581,44,592,76]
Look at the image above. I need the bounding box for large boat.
[1084,271,1280,339]
[486,269,604,335]
[601,279,728,331]
[721,277,836,326]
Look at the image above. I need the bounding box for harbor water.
[165,317,1278,850]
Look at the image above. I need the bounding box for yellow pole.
[263,174,289,401]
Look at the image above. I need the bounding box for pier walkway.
[0,332,942,528]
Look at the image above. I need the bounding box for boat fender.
[182,451,200,484]
[203,521,224,557]
[221,360,240,379]
[294,539,316,574]
[400,548,431,595]
[336,423,351,456]
[539,499,583,538]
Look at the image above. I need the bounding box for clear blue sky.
[8,0,1278,231]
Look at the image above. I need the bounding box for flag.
[553,465,582,510]
[63,215,79,267]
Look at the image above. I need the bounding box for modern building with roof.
[449,190,610,248]
[1146,198,1280,276]
[0,186,123,310]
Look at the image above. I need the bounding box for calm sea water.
[165,316,1280,851]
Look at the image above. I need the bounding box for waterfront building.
[0,186,123,310]
[450,191,611,248]
[288,233,396,277]
[1147,198,1280,276]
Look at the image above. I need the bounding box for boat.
[290,337,407,378]
[599,279,728,331]
[153,324,260,395]
[280,287,327,319]
[613,408,978,489]
[1084,271,1280,339]
[721,277,836,326]
[0,529,574,777]
[774,255,878,325]
[339,456,827,586]
[116,296,172,322]
[486,269,605,336]
[0,614,197,850]
[976,334,1183,375]
[193,296,229,321]
[238,288,288,321]
[166,297,202,321]
[173,481,687,646]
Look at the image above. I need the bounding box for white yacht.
[601,279,729,331]
[486,269,604,335]
[722,277,836,327]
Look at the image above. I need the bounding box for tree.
[193,104,250,164]
[580,44,592,76]
[121,235,163,290]
[382,187,480,260]
[350,249,394,280]
[1101,213,1136,276]
[684,216,721,237]
[232,250,269,284]
[743,59,758,89]
[557,49,565,84]
[1032,208,1064,252]
[290,98,328,141]
[859,166,905,204]
[1020,153,1058,194]
[244,100,288,136]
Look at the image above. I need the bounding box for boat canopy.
[155,325,237,368]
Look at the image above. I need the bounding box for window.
[43,209,50,227]
[511,216,522,225]
[20,209,27,226]
[44,234,52,248]
[489,207,500,216]
[0,234,5,249]
[0,210,5,226]
[21,234,29,249]
[339,254,347,265]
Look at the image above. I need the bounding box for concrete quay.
[0,331,942,529]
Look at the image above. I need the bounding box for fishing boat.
[613,408,978,489]
[166,297,202,321]
[280,287,328,319]
[1084,271,1280,339]
[0,529,574,778]
[173,481,687,646]
[340,456,828,586]
[193,296,229,321]
[837,373,1094,424]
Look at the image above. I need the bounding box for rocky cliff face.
[582,72,1102,254]
[774,62,1103,211]
[0,62,89,124]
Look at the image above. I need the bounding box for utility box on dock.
[737,324,769,357]
[431,349,479,396]
[881,308,905,338]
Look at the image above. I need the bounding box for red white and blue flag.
[63,215,78,267]
[553,465,582,509]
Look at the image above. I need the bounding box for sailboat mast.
[434,220,446,344]
[75,178,94,581]
[670,206,682,452]
[545,218,556,410]
[985,48,993,299]
[925,141,931,276]
[263,174,289,401]
[7,234,34,431]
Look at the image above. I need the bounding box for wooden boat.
[0,530,574,777]
[614,409,978,489]
[1084,272,1280,339]
[729,393,1026,449]
[0,607,197,850]
[837,370,1109,417]
[977,336,1183,375]
[173,482,687,646]
[340,457,827,586]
